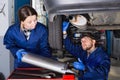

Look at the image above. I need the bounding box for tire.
[48,15,63,54]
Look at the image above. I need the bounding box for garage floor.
[108,58,120,80]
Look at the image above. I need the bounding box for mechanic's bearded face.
[21,15,37,30]
[81,36,96,52]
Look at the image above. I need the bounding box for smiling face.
[21,15,37,30]
[81,36,96,52]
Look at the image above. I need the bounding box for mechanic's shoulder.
[97,47,109,57]
[37,22,46,27]
[8,23,19,29]
[6,23,19,33]
[36,22,47,30]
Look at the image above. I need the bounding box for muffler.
[22,53,75,74]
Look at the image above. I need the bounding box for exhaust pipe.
[22,53,75,74]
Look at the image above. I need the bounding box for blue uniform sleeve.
[38,28,52,57]
[3,27,19,57]
[63,37,83,58]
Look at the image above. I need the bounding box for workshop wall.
[0,0,14,79]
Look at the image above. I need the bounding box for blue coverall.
[64,37,110,80]
[4,22,52,68]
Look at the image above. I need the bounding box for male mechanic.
[62,15,110,80]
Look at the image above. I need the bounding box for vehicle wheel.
[48,15,63,57]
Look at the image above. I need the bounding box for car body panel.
[43,0,120,22]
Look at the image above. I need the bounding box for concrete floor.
[108,58,120,80]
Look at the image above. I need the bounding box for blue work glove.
[16,49,27,62]
[62,21,70,39]
[73,58,85,71]
[62,21,70,34]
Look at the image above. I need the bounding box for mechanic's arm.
[83,58,110,79]
[63,37,83,58]
[3,29,20,58]
[62,21,83,57]
[4,28,28,62]
[38,28,52,57]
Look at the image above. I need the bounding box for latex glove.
[16,49,27,62]
[62,21,70,34]
[73,58,85,70]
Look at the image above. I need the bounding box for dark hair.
[82,32,96,40]
[81,32,100,41]
[81,32,101,47]
[18,5,38,22]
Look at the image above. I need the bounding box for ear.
[92,39,96,44]
[21,21,24,25]
[20,21,24,29]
